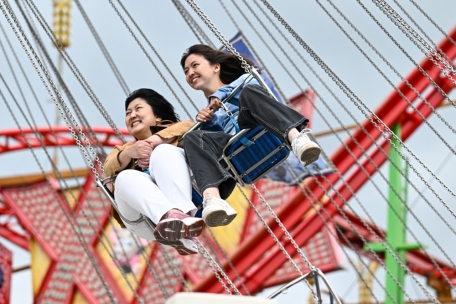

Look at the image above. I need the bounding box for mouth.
[191,76,200,84]
[131,120,141,127]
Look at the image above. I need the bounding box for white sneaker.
[291,129,321,166]
[202,196,237,227]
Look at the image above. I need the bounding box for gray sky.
[1,0,456,303]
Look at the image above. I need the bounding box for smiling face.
[125,98,160,139]
[183,54,225,97]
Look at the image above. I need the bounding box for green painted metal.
[366,124,421,304]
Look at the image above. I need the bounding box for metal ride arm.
[194,25,456,295]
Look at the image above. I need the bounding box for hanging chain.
[195,239,238,295]
[1,0,104,179]
[259,0,456,206]
[185,0,252,73]
[372,0,456,86]
[237,186,319,301]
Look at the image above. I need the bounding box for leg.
[237,84,309,143]
[149,144,195,215]
[184,131,237,227]
[184,130,235,199]
[238,85,321,165]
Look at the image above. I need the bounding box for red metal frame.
[193,26,456,293]
[0,26,455,300]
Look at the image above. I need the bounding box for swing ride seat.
[219,125,290,186]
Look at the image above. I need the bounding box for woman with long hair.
[181,44,322,228]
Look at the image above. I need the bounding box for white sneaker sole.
[203,208,237,227]
[298,143,321,166]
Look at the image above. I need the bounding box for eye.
[126,111,131,116]
[184,69,188,75]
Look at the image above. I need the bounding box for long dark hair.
[180,44,256,85]
[125,88,180,123]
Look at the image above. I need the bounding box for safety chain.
[0,86,117,303]
[1,0,104,179]
[320,0,456,249]
[260,0,456,206]
[108,0,196,118]
[202,230,250,295]
[24,0,127,145]
[157,244,193,292]
[373,0,456,86]
[0,23,148,299]
[73,0,130,96]
[171,0,216,48]
[354,0,456,111]
[307,165,437,303]
[236,186,319,301]
[229,0,290,106]
[185,0,252,73]
[318,0,456,158]
[195,239,239,295]
[408,0,456,49]
[282,162,384,303]
[392,0,456,71]
[323,0,456,139]
[256,0,456,286]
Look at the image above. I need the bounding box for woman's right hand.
[196,107,215,122]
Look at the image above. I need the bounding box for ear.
[213,62,221,72]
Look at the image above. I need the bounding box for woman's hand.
[196,107,215,122]
[208,97,222,111]
[124,140,153,169]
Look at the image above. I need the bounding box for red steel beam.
[194,26,456,293]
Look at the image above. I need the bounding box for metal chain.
[0,86,117,303]
[195,239,238,295]
[317,0,456,160]
[323,0,456,137]
[228,0,290,106]
[306,165,436,302]
[172,0,216,48]
[108,0,196,119]
[392,0,456,70]
[157,244,193,292]
[373,0,456,84]
[282,163,386,303]
[23,0,127,145]
[354,0,456,110]
[0,23,150,299]
[185,0,252,73]
[19,0,109,160]
[236,186,319,301]
[2,0,104,179]
[260,0,456,207]
[73,0,130,96]
[202,230,250,295]
[408,0,456,49]
[254,0,456,285]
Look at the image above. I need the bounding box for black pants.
[184,85,309,199]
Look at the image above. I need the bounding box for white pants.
[114,145,197,240]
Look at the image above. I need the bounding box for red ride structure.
[0,26,455,303]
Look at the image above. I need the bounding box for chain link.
[1,0,104,179]
[373,0,456,85]
[260,0,456,211]
[24,0,127,146]
[185,0,252,73]
[195,239,238,295]
[237,186,320,301]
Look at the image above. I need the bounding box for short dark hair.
[125,88,180,122]
[180,44,257,84]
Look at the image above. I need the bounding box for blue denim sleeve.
[200,114,224,131]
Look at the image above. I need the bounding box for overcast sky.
[1,1,456,303]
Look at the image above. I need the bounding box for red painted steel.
[193,26,456,293]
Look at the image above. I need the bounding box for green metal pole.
[384,123,405,304]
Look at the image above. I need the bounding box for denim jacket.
[201,74,259,135]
